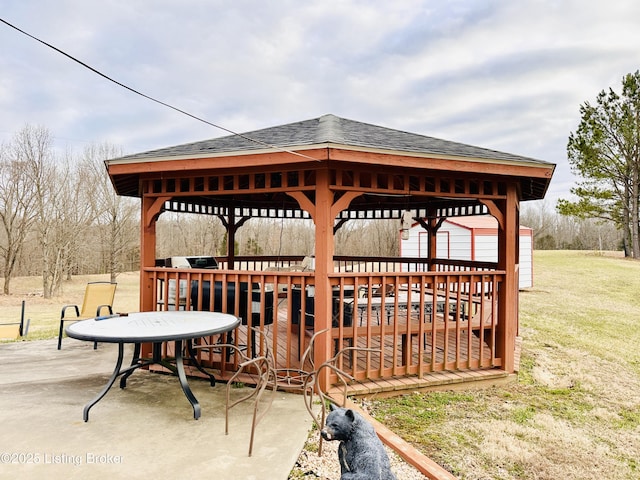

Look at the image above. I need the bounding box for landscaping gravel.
[290,433,428,479]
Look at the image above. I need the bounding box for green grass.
[520,251,640,372]
[367,251,640,480]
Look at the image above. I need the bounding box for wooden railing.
[142,257,504,385]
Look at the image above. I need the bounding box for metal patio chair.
[0,300,30,340]
[192,326,277,457]
[57,281,117,350]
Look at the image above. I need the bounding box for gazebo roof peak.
[112,114,550,167]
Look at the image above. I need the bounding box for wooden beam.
[331,192,362,234]
[331,191,362,219]
[140,195,160,312]
[287,191,316,220]
[327,147,554,179]
[480,199,504,230]
[107,148,328,174]
[145,196,171,228]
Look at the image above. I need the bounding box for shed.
[400,215,534,289]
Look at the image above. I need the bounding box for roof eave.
[106,141,553,171]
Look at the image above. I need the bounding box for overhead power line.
[0,17,317,160]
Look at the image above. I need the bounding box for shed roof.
[444,215,533,233]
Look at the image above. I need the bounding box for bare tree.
[15,125,61,297]
[82,143,139,282]
[0,138,38,293]
[335,219,399,256]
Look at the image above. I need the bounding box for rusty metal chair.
[193,326,277,457]
[307,345,382,456]
[58,281,117,350]
[199,327,327,456]
[269,326,381,456]
[194,326,378,457]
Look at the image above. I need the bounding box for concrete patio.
[0,339,315,480]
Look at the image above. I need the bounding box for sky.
[1,0,640,207]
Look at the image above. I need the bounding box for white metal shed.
[400,215,534,289]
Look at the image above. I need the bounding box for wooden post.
[227,209,236,269]
[140,194,158,312]
[313,168,333,391]
[496,184,519,373]
[427,217,439,272]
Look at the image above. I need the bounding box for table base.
[83,340,216,421]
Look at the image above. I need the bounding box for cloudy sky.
[1,0,639,206]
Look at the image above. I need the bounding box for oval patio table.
[65,310,240,421]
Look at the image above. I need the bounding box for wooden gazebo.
[106,114,554,393]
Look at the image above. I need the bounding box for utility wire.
[0,17,317,161]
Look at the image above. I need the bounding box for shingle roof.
[115,114,551,166]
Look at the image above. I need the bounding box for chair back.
[0,301,29,339]
[79,282,117,317]
[0,324,20,340]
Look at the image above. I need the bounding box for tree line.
[521,201,622,251]
[0,125,139,297]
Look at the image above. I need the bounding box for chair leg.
[57,320,64,350]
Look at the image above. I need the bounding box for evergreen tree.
[558,71,640,258]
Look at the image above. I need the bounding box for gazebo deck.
[149,261,505,391]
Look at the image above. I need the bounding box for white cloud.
[1,0,639,206]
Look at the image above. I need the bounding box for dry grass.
[368,251,640,479]
[0,272,140,341]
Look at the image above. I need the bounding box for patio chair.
[193,327,328,456]
[288,255,314,272]
[0,300,30,340]
[57,281,117,350]
[265,328,380,456]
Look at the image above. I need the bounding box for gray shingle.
[115,114,550,166]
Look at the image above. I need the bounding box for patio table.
[345,290,457,325]
[65,310,240,421]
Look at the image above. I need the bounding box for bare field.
[0,272,140,340]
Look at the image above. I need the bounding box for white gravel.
[290,433,429,479]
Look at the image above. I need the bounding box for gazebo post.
[313,168,334,392]
[140,194,162,312]
[426,212,440,272]
[496,184,519,372]
[227,209,236,269]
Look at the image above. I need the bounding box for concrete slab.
[0,339,315,480]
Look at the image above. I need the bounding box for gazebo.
[106,114,554,393]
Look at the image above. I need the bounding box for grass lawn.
[368,251,640,479]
